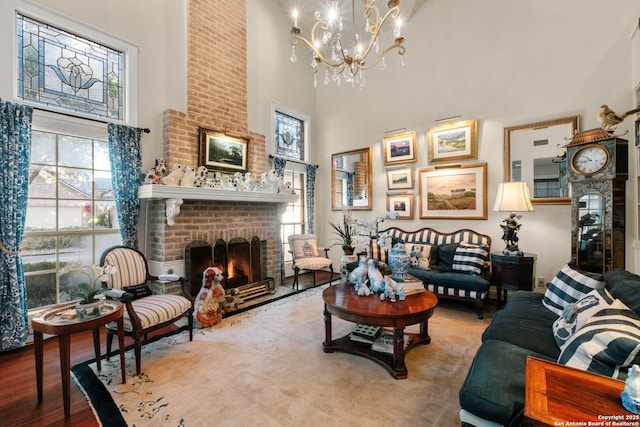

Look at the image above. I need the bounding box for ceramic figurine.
[388,242,411,281]
[348,256,368,286]
[622,364,640,414]
[367,259,386,293]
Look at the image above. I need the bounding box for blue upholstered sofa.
[459,267,640,426]
[368,227,492,318]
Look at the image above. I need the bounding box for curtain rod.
[33,106,150,133]
[269,154,318,168]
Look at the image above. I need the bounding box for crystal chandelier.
[290,0,406,89]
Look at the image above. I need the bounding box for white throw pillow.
[291,237,319,258]
[408,244,431,270]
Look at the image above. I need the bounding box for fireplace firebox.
[185,237,274,303]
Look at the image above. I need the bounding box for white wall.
[309,0,640,282]
[0,0,187,170]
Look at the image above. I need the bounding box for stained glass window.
[16,14,124,120]
[275,110,304,161]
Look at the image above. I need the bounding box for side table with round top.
[322,282,438,379]
[31,299,126,418]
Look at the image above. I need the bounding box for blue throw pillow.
[452,242,489,275]
[542,263,604,316]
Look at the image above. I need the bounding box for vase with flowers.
[329,208,357,255]
[58,262,118,319]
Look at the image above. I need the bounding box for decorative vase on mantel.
[388,242,411,281]
[342,245,355,255]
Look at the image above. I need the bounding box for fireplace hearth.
[185,237,274,303]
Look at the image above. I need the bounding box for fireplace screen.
[185,237,273,302]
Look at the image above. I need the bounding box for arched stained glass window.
[17,14,124,120]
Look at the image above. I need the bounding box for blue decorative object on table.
[388,242,411,281]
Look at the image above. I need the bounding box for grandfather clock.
[565,128,628,274]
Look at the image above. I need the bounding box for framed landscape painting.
[383,131,417,165]
[199,128,248,172]
[387,194,413,219]
[427,119,478,163]
[386,167,414,190]
[418,163,487,219]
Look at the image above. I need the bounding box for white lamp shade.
[493,182,534,212]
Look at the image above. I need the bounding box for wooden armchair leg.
[106,330,114,361]
[134,339,143,375]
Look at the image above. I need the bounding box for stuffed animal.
[142,158,167,184]
[180,166,196,187]
[193,266,226,328]
[194,166,209,187]
[348,257,369,286]
[367,259,386,293]
[161,164,186,186]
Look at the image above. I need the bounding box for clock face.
[570,145,609,175]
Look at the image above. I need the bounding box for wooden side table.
[491,252,536,307]
[524,356,633,426]
[31,300,126,417]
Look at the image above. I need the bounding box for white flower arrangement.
[58,262,118,304]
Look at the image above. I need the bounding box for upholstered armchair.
[100,246,194,375]
[287,234,334,290]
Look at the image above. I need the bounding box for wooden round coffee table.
[322,282,438,379]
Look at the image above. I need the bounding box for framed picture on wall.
[199,128,249,172]
[387,194,413,220]
[386,167,414,190]
[383,131,417,165]
[427,119,478,163]
[418,163,487,219]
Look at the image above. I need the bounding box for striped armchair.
[100,246,194,375]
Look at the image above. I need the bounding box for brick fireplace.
[139,1,288,289]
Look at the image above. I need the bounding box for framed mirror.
[504,115,579,205]
[332,147,372,210]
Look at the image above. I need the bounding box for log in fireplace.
[185,237,274,303]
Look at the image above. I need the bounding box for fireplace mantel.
[138,184,298,225]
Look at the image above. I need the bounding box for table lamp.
[493,182,534,256]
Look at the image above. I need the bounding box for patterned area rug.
[72,285,493,426]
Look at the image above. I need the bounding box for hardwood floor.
[0,273,338,426]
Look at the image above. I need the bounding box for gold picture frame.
[386,194,413,220]
[418,163,487,219]
[386,167,414,190]
[383,131,417,165]
[427,119,478,163]
[199,128,249,172]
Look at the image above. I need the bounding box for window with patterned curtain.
[14,9,136,312]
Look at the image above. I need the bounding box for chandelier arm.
[291,35,347,68]
[355,5,402,64]
[353,43,405,70]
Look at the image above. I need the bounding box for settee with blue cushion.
[459,265,640,427]
[365,227,492,318]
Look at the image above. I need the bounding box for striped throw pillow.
[557,302,640,379]
[552,287,617,348]
[542,263,604,316]
[452,242,489,275]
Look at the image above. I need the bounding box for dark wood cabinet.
[491,252,536,307]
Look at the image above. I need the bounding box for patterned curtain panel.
[272,157,286,177]
[107,124,143,249]
[0,100,33,350]
[305,164,318,233]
